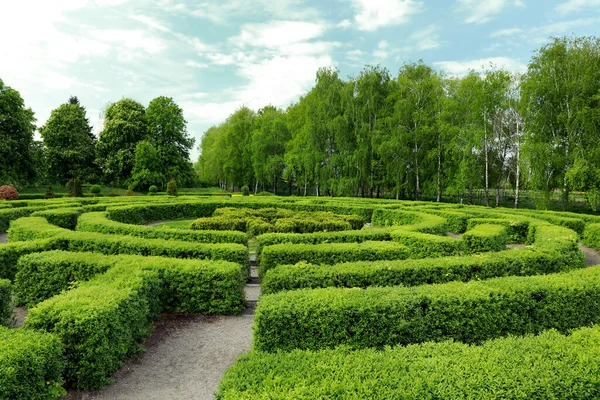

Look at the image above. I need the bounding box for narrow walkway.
[580,244,600,267]
[0,232,7,244]
[65,243,260,400]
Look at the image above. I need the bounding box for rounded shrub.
[256,191,275,197]
[241,185,250,196]
[90,185,101,195]
[148,185,158,194]
[0,185,19,200]
[45,183,54,199]
[167,179,178,196]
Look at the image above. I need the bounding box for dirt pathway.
[0,232,7,244]
[65,241,259,400]
[579,244,600,267]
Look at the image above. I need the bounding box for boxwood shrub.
[466,218,529,243]
[259,241,410,278]
[77,212,248,245]
[462,224,508,253]
[255,265,600,352]
[0,279,11,326]
[218,327,600,400]
[0,327,65,399]
[261,246,584,294]
[389,230,465,258]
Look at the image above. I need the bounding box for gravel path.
[65,245,260,400]
[580,244,600,267]
[0,232,7,244]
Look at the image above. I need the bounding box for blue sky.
[1,0,600,160]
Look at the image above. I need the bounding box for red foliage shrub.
[0,186,19,200]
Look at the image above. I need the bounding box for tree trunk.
[255,181,259,194]
[514,144,520,208]
[484,124,490,207]
[436,149,442,202]
[303,175,308,197]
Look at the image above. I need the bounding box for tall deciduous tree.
[146,96,196,185]
[40,96,98,183]
[96,98,147,185]
[0,78,37,185]
[131,140,165,189]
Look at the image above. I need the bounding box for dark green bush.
[148,185,158,195]
[584,223,600,251]
[0,279,11,326]
[466,218,530,243]
[255,265,600,353]
[45,183,54,199]
[89,185,101,195]
[241,185,250,196]
[255,191,275,196]
[167,179,178,196]
[0,327,65,399]
[218,327,600,399]
[259,241,410,278]
[31,208,82,230]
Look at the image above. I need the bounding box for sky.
[1,0,600,160]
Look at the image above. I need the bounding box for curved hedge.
[218,327,600,399]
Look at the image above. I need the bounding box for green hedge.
[106,201,222,224]
[0,239,56,281]
[462,224,508,253]
[389,230,465,258]
[259,241,409,278]
[262,247,584,294]
[218,327,600,399]
[0,327,65,399]
[466,218,529,243]
[31,208,82,230]
[8,217,248,266]
[256,229,392,256]
[25,250,245,389]
[255,265,600,352]
[77,212,248,245]
[584,223,600,251]
[0,280,11,326]
[414,209,472,233]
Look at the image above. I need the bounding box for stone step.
[244,284,261,302]
[248,276,260,284]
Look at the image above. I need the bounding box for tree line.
[197,36,600,209]
[0,89,196,190]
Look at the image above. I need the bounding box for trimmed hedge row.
[218,327,600,399]
[76,212,248,245]
[256,229,392,255]
[0,279,11,326]
[0,327,65,399]
[261,247,584,294]
[584,223,600,251]
[106,201,221,224]
[9,217,248,266]
[254,265,600,353]
[25,250,246,389]
[259,241,410,278]
[389,230,464,258]
[31,208,82,230]
[0,239,56,281]
[462,224,508,253]
[372,210,448,235]
[466,218,529,243]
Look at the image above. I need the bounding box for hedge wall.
[218,327,600,399]
[261,246,584,294]
[0,280,11,326]
[0,327,65,399]
[25,251,246,389]
[259,241,410,278]
[255,265,600,352]
[462,224,508,253]
[77,212,248,245]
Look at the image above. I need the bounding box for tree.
[96,98,147,185]
[146,96,196,186]
[0,78,37,185]
[521,36,600,209]
[131,141,165,190]
[40,96,98,184]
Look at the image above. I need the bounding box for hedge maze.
[0,195,599,398]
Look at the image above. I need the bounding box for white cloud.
[457,0,523,24]
[488,17,600,45]
[409,25,441,51]
[490,27,524,37]
[556,0,600,15]
[185,61,209,69]
[337,19,353,29]
[346,49,366,61]
[434,57,527,76]
[351,0,424,31]
[233,21,327,49]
